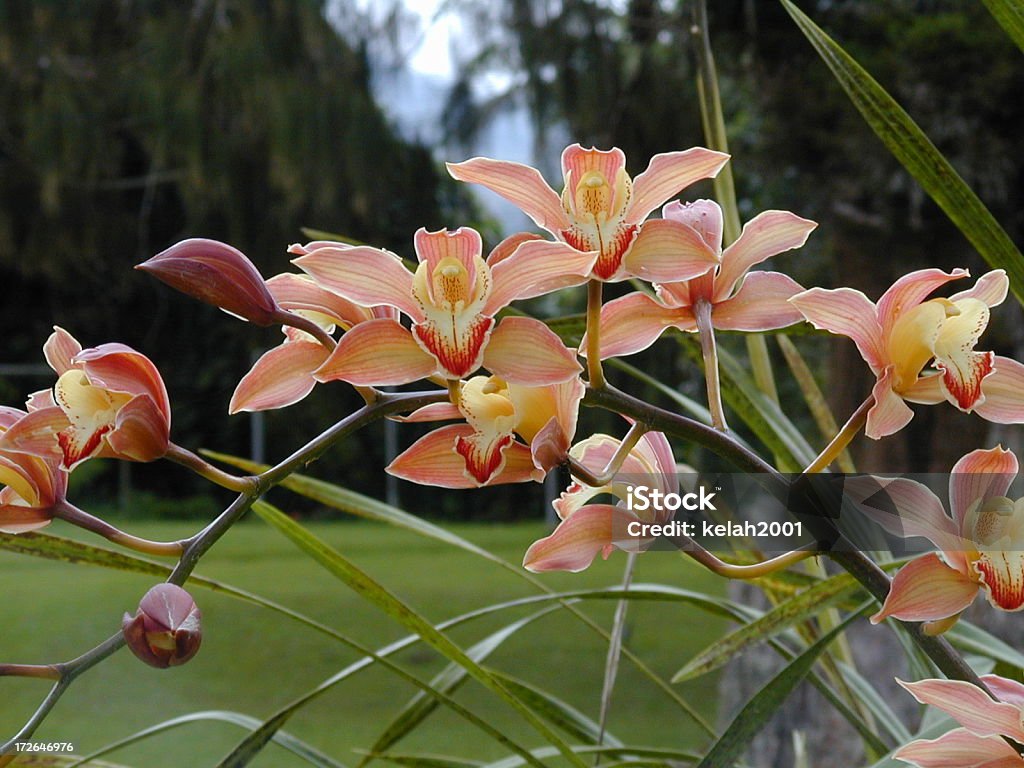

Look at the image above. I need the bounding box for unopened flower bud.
[122,584,202,669]
[137,238,281,325]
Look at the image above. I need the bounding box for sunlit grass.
[1,518,726,767]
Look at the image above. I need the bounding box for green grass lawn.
[1,515,727,767]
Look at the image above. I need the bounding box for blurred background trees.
[2,0,1022,517]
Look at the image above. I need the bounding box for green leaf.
[673,571,863,682]
[483,745,700,768]
[982,0,1024,53]
[696,604,868,768]
[359,607,562,767]
[489,672,624,749]
[834,662,912,746]
[68,711,347,768]
[781,0,1024,307]
[247,500,589,768]
[946,620,1024,675]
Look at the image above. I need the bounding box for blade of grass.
[982,0,1024,53]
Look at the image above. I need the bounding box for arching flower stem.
[693,298,728,431]
[803,396,873,474]
[565,420,648,487]
[165,443,257,493]
[586,280,607,389]
[52,501,185,557]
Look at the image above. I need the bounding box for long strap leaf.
[696,603,868,768]
[781,0,1024,305]
[982,0,1024,53]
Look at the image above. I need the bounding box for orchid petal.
[0,406,27,430]
[877,267,969,336]
[483,317,581,386]
[845,476,961,556]
[106,394,171,462]
[294,246,422,322]
[391,403,463,423]
[871,553,979,623]
[446,157,569,233]
[266,273,374,328]
[0,505,53,535]
[983,676,1024,710]
[523,504,634,573]
[75,345,171,423]
[591,292,685,359]
[626,148,730,224]
[484,240,597,314]
[894,729,1021,768]
[486,232,546,266]
[975,550,1024,612]
[620,219,719,283]
[933,298,994,411]
[714,211,816,300]
[0,406,68,459]
[387,425,539,488]
[43,327,82,375]
[790,287,885,370]
[414,227,483,274]
[711,271,806,331]
[975,356,1024,424]
[315,319,436,386]
[950,447,1019,531]
[229,341,330,414]
[902,372,947,405]
[899,678,1024,742]
[866,367,915,439]
[0,456,41,506]
[950,270,1010,308]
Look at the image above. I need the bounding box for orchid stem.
[693,299,728,431]
[586,279,607,389]
[803,396,873,474]
[683,541,818,580]
[0,665,60,681]
[165,443,257,493]
[567,422,648,487]
[52,502,185,557]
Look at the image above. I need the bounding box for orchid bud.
[137,238,281,325]
[122,584,202,669]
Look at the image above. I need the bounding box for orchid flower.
[448,144,729,282]
[229,272,396,413]
[523,430,676,573]
[592,199,816,358]
[791,268,1024,439]
[894,676,1024,767]
[855,446,1024,624]
[294,227,590,386]
[387,375,584,487]
[0,406,66,534]
[0,328,171,469]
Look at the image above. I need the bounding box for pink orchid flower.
[0,328,171,469]
[592,199,816,358]
[792,268,1024,439]
[856,446,1024,623]
[894,676,1024,767]
[294,227,591,386]
[0,406,67,534]
[229,272,396,413]
[523,430,676,573]
[447,144,729,281]
[387,375,584,487]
